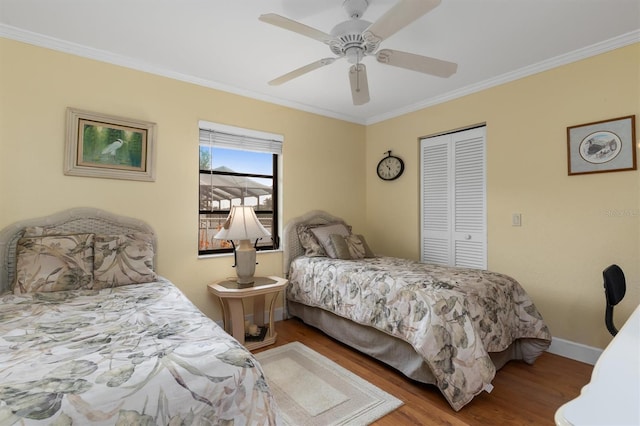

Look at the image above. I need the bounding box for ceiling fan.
[259,0,457,106]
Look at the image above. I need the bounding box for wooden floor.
[254,318,593,426]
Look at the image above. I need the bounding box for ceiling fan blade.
[269,58,337,86]
[376,49,457,77]
[349,64,370,105]
[259,13,334,44]
[365,0,441,41]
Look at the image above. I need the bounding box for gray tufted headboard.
[0,207,157,294]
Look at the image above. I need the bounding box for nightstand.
[207,276,288,350]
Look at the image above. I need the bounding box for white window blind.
[198,121,282,154]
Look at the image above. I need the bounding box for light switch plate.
[512,213,522,227]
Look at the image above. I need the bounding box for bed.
[283,210,552,411]
[0,207,280,425]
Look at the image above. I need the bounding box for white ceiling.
[1,0,639,124]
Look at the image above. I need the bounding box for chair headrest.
[603,264,626,306]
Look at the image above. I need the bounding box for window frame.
[198,121,282,257]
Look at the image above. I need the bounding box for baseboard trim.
[547,337,602,365]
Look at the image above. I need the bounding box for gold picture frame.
[567,115,636,176]
[64,108,157,181]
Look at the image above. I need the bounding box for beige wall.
[1,37,638,350]
[0,38,366,320]
[366,43,640,349]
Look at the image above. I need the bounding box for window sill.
[198,248,282,260]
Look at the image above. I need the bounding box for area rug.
[255,341,403,426]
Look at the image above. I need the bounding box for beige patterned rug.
[255,341,403,426]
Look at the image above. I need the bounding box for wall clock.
[376,150,405,181]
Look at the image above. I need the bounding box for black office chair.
[602,264,626,336]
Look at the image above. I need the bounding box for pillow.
[329,234,375,260]
[22,226,56,237]
[93,233,157,289]
[13,233,94,294]
[310,223,351,258]
[297,224,327,257]
[296,222,350,257]
[354,234,375,258]
[22,226,94,237]
[329,234,352,259]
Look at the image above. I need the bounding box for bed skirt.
[287,300,549,386]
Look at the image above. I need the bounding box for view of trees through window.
[199,145,277,254]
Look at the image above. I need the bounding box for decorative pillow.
[297,224,327,257]
[329,234,375,260]
[93,233,157,289]
[13,234,94,294]
[353,234,375,258]
[329,234,352,259]
[22,226,78,237]
[22,226,50,237]
[310,223,351,258]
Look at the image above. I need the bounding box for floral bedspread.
[288,256,551,411]
[0,278,280,425]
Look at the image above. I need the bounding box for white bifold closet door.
[420,126,486,269]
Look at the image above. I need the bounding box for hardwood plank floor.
[254,318,593,426]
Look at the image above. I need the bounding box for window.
[198,121,282,256]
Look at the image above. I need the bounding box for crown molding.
[366,30,640,124]
[0,24,366,125]
[1,24,637,126]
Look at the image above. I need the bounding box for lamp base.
[235,241,257,285]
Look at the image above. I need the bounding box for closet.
[420,126,486,269]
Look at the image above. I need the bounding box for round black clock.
[376,150,404,181]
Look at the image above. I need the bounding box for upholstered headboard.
[282,210,345,278]
[0,207,157,294]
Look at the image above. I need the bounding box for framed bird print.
[567,115,636,176]
[64,108,157,181]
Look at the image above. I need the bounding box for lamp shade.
[214,206,270,241]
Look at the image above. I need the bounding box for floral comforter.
[0,278,280,425]
[288,256,551,411]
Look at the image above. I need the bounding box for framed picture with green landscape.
[65,108,157,181]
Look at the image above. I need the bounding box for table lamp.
[214,205,270,285]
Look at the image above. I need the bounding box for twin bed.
[283,210,552,411]
[0,208,280,425]
[0,207,552,422]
